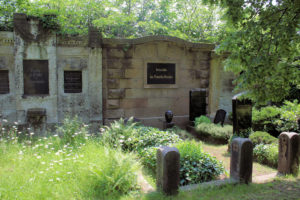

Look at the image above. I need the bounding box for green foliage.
[252,106,281,123]
[176,141,224,185]
[0,130,140,199]
[249,131,277,147]
[101,117,182,152]
[194,116,212,126]
[275,100,300,133]
[101,118,224,186]
[253,143,278,168]
[205,0,300,103]
[195,123,233,141]
[56,116,89,148]
[0,0,224,42]
[139,141,224,186]
[253,100,300,133]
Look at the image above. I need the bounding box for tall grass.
[0,118,141,200]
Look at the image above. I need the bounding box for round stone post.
[230,138,253,184]
[156,146,180,195]
[278,132,300,175]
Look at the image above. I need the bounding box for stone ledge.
[103,35,215,50]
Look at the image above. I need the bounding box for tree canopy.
[0,0,224,42]
[205,0,300,104]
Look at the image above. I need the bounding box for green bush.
[275,100,300,133]
[56,116,89,148]
[195,123,233,142]
[253,143,278,168]
[101,118,182,152]
[176,141,224,185]
[194,116,211,126]
[139,141,224,186]
[252,100,300,134]
[249,131,277,147]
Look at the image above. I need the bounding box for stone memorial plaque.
[0,70,9,94]
[23,60,49,95]
[147,63,175,84]
[64,71,82,93]
[189,89,207,121]
[214,109,226,126]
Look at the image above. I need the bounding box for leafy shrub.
[195,116,211,126]
[139,141,224,186]
[176,141,224,185]
[101,118,182,152]
[56,116,89,147]
[275,100,300,133]
[249,131,277,147]
[253,143,278,168]
[195,123,233,143]
[252,100,300,135]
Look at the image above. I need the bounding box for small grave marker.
[214,109,226,126]
[157,146,180,195]
[230,137,253,184]
[278,132,300,175]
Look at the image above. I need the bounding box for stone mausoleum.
[0,14,235,131]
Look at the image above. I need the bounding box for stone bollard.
[230,138,253,184]
[156,146,180,195]
[278,132,300,175]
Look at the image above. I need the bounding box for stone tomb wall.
[102,37,217,128]
[0,14,235,130]
[0,14,102,130]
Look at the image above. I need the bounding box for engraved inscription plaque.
[23,60,49,95]
[0,70,9,94]
[64,71,82,93]
[147,63,175,84]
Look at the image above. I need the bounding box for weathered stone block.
[107,79,120,89]
[107,69,124,78]
[196,70,209,79]
[278,132,300,175]
[105,109,124,118]
[200,79,209,88]
[120,98,148,109]
[230,138,253,184]
[157,146,180,195]
[107,48,125,58]
[119,79,143,89]
[107,99,120,109]
[108,89,125,99]
[125,68,143,78]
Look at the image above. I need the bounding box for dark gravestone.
[0,70,9,94]
[189,89,207,122]
[232,93,252,136]
[278,132,300,175]
[157,146,180,195]
[23,60,49,95]
[214,109,227,126]
[147,63,175,84]
[64,71,82,93]
[230,138,253,184]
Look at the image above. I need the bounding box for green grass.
[0,137,141,199]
